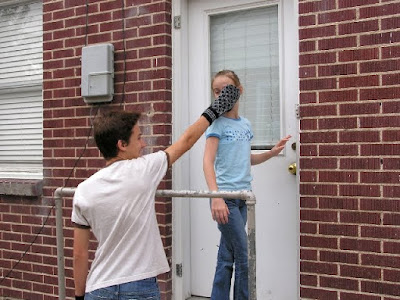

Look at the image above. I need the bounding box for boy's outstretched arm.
[250,135,291,165]
[165,85,239,167]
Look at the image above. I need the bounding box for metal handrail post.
[245,194,257,300]
[54,187,76,300]
[54,188,257,300]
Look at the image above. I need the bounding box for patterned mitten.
[201,84,240,124]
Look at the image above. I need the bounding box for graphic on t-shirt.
[224,127,253,142]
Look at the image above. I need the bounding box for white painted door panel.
[186,0,299,299]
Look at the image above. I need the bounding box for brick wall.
[299,0,400,299]
[0,1,173,299]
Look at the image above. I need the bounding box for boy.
[72,85,240,300]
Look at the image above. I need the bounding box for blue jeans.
[211,199,248,300]
[85,277,160,300]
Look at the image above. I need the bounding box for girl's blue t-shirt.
[205,116,253,191]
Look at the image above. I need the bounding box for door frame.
[171,1,191,298]
[171,0,300,298]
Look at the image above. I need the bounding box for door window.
[210,5,280,149]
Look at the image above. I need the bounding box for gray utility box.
[81,43,114,103]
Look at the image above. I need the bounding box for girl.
[203,70,291,300]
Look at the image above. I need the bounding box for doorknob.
[288,163,296,175]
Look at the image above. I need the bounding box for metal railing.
[54,187,257,300]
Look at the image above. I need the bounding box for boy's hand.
[211,198,230,224]
[202,85,240,124]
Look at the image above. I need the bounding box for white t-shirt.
[71,151,170,293]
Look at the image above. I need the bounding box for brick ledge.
[0,179,43,197]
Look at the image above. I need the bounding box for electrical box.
[81,43,114,103]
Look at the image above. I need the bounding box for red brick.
[300,52,337,65]
[361,172,400,184]
[319,171,358,182]
[339,130,380,143]
[300,171,318,182]
[361,280,400,297]
[319,35,358,50]
[384,269,400,283]
[383,186,400,198]
[340,185,381,197]
[383,213,400,225]
[300,119,318,130]
[340,211,381,224]
[362,254,400,269]
[360,3,400,19]
[299,1,337,14]
[361,144,400,156]
[382,101,400,114]
[383,73,400,85]
[362,226,400,240]
[319,117,358,129]
[340,265,381,280]
[301,197,318,208]
[340,103,380,115]
[300,66,317,78]
[300,40,316,52]
[300,183,338,196]
[320,275,358,290]
[342,293,381,300]
[43,1,64,12]
[338,0,379,8]
[301,248,318,260]
[339,19,379,35]
[340,237,381,253]
[320,224,358,237]
[88,32,113,44]
[300,104,337,117]
[361,59,400,73]
[360,31,400,46]
[300,261,338,275]
[361,198,400,212]
[339,75,379,88]
[318,63,357,77]
[300,158,337,169]
[384,241,400,254]
[318,9,356,24]
[299,15,316,26]
[319,89,357,103]
[319,197,358,210]
[301,78,337,90]
[300,145,318,156]
[301,209,338,222]
[301,131,337,143]
[382,15,400,30]
[360,116,400,128]
[301,287,338,300]
[301,222,318,234]
[300,92,317,104]
[319,144,358,156]
[383,158,400,170]
[301,274,318,286]
[382,45,400,59]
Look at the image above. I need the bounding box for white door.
[173,0,299,299]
